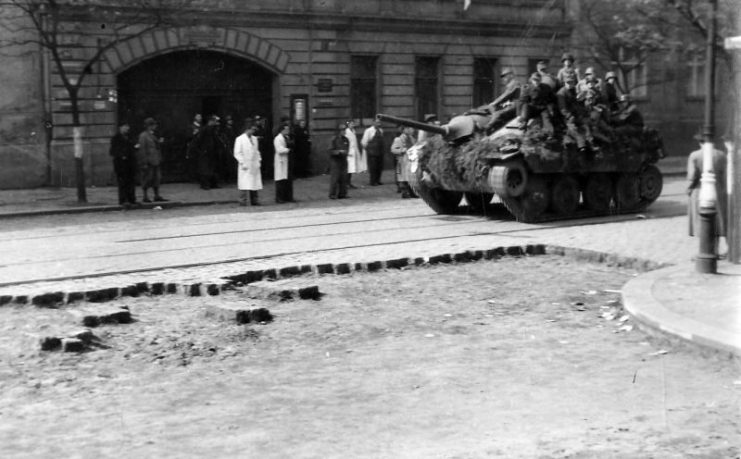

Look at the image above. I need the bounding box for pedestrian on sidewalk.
[137,117,167,203]
[191,115,224,190]
[345,120,364,189]
[687,132,728,257]
[361,118,386,186]
[328,122,350,199]
[274,123,295,203]
[109,121,138,208]
[233,117,262,206]
[391,125,417,199]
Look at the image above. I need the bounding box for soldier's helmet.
[605,71,617,80]
[585,67,595,76]
[561,53,575,63]
[500,67,514,77]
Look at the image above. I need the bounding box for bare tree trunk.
[70,90,87,203]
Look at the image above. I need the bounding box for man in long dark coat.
[109,121,138,207]
[192,115,225,190]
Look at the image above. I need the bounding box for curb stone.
[3,244,665,308]
[204,302,274,324]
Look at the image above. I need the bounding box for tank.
[377,111,665,223]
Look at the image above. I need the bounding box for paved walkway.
[1,156,738,356]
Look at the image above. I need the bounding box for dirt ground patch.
[0,255,739,458]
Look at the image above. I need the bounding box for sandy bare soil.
[0,255,739,458]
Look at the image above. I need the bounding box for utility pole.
[725,11,741,264]
[696,0,719,273]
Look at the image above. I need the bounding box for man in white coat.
[345,120,365,188]
[273,123,294,203]
[233,118,262,206]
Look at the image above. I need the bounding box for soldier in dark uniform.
[603,71,621,113]
[518,72,556,136]
[328,123,349,199]
[485,67,522,132]
[109,121,138,207]
[557,72,589,153]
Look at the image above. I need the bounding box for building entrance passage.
[117,50,274,182]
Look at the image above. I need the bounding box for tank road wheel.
[615,173,641,210]
[583,173,614,213]
[489,161,528,198]
[464,192,494,214]
[639,165,663,203]
[549,175,580,216]
[519,176,549,222]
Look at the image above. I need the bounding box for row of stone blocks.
[0,244,664,309]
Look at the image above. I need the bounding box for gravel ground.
[0,255,738,458]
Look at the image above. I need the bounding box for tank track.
[495,193,654,224]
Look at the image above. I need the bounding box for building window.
[351,55,378,125]
[473,58,498,107]
[618,48,647,98]
[415,56,440,121]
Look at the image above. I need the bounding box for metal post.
[727,10,741,263]
[696,0,719,274]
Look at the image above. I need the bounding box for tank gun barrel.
[376,114,447,136]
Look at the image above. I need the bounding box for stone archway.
[105,26,289,183]
[103,25,289,75]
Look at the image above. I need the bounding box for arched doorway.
[117,50,274,182]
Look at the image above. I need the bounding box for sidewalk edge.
[622,265,741,357]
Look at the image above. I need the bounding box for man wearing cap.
[536,60,558,90]
[577,67,601,94]
[137,117,166,203]
[109,121,138,208]
[361,118,386,186]
[517,72,556,135]
[485,67,521,131]
[556,53,577,86]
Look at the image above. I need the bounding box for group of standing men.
[109,117,167,207]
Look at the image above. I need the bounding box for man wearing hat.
[361,117,386,186]
[137,117,166,203]
[687,130,728,257]
[556,52,576,86]
[485,67,521,131]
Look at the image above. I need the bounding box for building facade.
[0,0,570,188]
